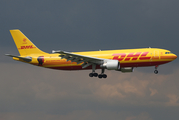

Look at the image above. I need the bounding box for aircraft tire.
[98,74,103,79]
[89,73,94,77]
[93,73,98,77]
[103,74,107,78]
[154,70,158,74]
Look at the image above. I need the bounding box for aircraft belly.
[47,65,101,70]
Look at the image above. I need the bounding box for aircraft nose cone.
[174,54,177,59]
[172,54,177,60]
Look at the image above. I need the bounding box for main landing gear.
[154,65,158,74]
[98,69,107,79]
[89,64,107,79]
[89,72,98,77]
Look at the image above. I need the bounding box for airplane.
[6,29,177,79]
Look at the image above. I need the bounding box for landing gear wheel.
[98,74,103,79]
[154,70,158,74]
[98,74,107,79]
[93,73,98,77]
[102,74,107,78]
[89,73,94,77]
[89,73,98,77]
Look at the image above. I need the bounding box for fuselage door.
[153,50,160,60]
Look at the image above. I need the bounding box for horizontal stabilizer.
[5,54,32,62]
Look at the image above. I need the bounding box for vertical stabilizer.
[10,29,47,56]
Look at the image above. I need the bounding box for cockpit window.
[165,52,172,54]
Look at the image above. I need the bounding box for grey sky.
[0,0,179,120]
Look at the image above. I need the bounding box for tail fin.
[10,29,47,56]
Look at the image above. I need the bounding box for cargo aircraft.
[6,29,177,78]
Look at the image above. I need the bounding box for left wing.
[52,50,106,68]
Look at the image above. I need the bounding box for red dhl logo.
[112,52,151,61]
[18,45,36,49]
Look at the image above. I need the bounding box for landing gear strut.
[89,64,98,77]
[154,65,158,74]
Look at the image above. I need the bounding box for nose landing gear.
[154,70,158,74]
[154,65,158,74]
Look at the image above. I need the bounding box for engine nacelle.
[120,67,134,73]
[100,60,120,70]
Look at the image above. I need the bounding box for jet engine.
[100,60,120,70]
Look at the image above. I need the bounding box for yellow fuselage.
[14,48,177,70]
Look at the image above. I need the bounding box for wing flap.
[81,63,92,69]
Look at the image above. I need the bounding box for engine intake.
[100,60,120,70]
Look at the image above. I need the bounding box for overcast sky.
[0,0,179,120]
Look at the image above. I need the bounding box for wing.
[52,50,106,68]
